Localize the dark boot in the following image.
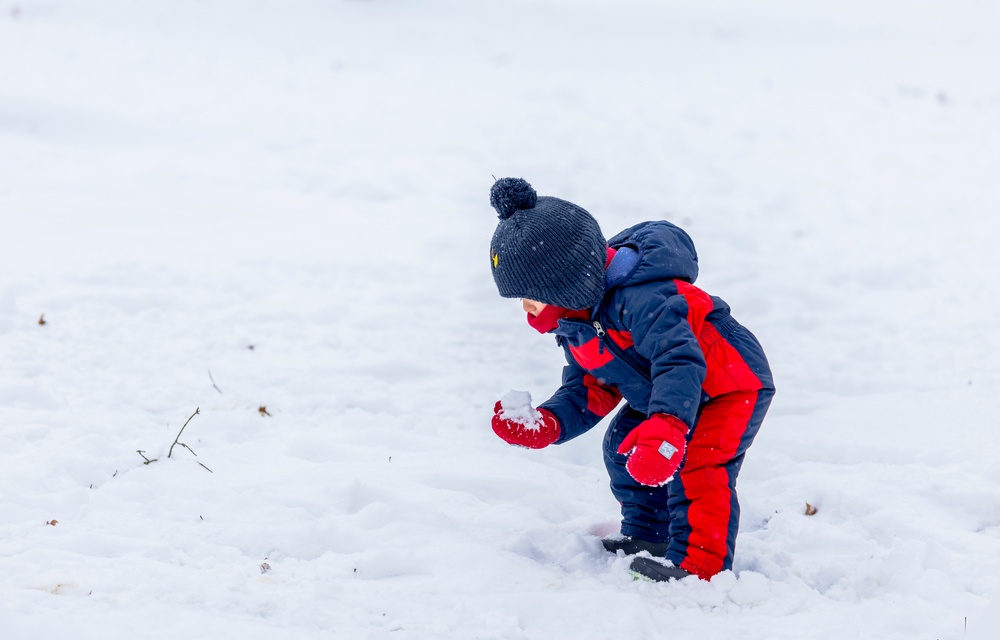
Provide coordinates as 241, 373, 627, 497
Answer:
601, 536, 669, 557
628, 556, 693, 582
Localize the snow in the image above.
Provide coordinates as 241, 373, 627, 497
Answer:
499, 389, 542, 428
2, 0, 1000, 638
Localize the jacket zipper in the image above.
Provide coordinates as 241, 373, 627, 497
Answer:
592, 320, 652, 383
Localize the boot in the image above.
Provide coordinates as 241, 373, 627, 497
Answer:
601, 536, 669, 557
628, 556, 692, 582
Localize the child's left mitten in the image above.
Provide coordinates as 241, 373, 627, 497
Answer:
617, 414, 689, 486
491, 401, 560, 449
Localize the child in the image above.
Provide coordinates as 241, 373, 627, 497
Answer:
488, 177, 774, 582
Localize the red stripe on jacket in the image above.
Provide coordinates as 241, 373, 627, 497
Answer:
675, 280, 762, 397
583, 373, 622, 417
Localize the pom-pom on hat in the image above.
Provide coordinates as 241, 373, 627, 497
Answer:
488, 178, 607, 310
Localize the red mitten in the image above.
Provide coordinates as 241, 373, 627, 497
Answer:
492, 401, 560, 449
617, 414, 689, 486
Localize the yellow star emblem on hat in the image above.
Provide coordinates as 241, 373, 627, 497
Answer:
492, 252, 499, 268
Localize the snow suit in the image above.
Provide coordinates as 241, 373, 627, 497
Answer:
538, 221, 775, 580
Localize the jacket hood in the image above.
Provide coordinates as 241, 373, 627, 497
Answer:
605, 221, 699, 289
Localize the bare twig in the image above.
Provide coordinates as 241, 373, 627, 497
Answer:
167, 408, 201, 459
138, 408, 211, 473
207, 369, 222, 394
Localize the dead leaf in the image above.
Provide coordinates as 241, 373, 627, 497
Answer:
805, 503, 818, 516
260, 562, 271, 574
38, 314, 47, 326
258, 405, 271, 417
46, 519, 58, 526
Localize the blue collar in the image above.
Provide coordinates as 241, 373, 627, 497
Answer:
605, 246, 640, 290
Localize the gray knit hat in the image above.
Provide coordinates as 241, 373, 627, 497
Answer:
488, 177, 607, 310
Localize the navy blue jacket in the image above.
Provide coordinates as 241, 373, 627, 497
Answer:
539, 221, 774, 443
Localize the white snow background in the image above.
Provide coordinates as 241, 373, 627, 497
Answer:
2, 0, 1000, 638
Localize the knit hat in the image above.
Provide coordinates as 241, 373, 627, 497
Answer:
488, 177, 607, 310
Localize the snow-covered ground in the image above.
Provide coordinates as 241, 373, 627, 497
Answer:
2, 1, 1000, 638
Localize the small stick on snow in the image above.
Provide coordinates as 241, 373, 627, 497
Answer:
208, 369, 223, 394
167, 408, 201, 459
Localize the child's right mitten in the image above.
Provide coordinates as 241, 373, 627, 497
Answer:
617, 414, 689, 486
491, 401, 560, 449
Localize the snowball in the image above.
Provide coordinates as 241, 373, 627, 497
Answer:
499, 390, 543, 429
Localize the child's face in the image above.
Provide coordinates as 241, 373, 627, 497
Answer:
522, 298, 547, 317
